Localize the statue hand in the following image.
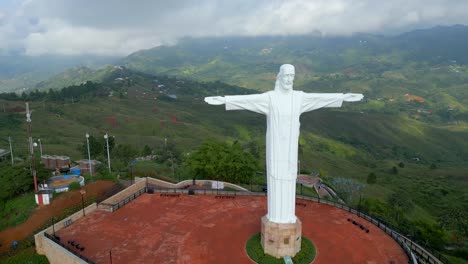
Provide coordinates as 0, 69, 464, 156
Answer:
204, 96, 226, 105
343, 93, 364, 102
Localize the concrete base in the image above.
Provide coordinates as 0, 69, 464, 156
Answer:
261, 215, 302, 258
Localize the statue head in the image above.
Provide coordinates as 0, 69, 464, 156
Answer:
275, 64, 295, 92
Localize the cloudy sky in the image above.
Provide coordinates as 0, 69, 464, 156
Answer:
1, 0, 467, 56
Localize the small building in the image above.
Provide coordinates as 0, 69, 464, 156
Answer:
35, 189, 54, 206
77, 159, 101, 175
41, 155, 71, 170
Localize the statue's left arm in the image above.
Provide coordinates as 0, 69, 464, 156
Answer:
301, 92, 364, 113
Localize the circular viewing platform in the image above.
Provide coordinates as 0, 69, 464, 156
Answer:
54, 193, 408, 263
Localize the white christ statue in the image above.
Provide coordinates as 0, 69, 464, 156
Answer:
205, 64, 364, 224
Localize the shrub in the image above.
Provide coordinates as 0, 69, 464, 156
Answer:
68, 182, 81, 191
366, 173, 377, 184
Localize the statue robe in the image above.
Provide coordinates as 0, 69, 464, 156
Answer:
225, 90, 346, 223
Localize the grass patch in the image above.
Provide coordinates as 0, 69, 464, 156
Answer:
246, 233, 316, 264
0, 192, 36, 231
1, 247, 49, 264
296, 184, 318, 198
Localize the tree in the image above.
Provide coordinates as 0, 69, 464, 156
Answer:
113, 144, 139, 164
155, 140, 180, 163
331, 177, 366, 203
187, 140, 258, 184
439, 207, 468, 243
414, 221, 448, 250
398, 162, 405, 168
79, 135, 103, 158
0, 161, 50, 202
430, 163, 437, 170
392, 166, 399, 174
366, 173, 377, 184
142, 145, 152, 156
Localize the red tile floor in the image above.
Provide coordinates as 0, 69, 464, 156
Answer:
57, 194, 408, 264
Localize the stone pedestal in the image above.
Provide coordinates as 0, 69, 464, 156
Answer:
261, 215, 302, 258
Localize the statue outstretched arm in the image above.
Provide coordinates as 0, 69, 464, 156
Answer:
204, 96, 226, 105
343, 93, 364, 102
301, 92, 364, 113
205, 93, 269, 115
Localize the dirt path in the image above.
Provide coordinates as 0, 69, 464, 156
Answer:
0, 180, 117, 254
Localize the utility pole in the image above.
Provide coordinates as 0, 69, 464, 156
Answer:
86, 133, 93, 176
8, 136, 13, 165
26, 102, 38, 192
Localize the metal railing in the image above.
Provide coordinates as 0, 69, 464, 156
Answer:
110, 187, 146, 212
296, 195, 447, 264
44, 232, 96, 264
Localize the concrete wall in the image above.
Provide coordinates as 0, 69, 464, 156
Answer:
36, 236, 87, 264
35, 203, 97, 264
98, 177, 146, 207
143, 177, 249, 192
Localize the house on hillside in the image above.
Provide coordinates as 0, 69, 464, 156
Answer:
77, 159, 102, 175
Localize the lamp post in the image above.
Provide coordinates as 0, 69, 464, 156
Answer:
8, 136, 13, 165
104, 133, 111, 173
37, 138, 43, 156
80, 189, 86, 216
85, 133, 93, 176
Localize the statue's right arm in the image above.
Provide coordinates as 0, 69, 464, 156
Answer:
204, 96, 226, 105
219, 93, 269, 114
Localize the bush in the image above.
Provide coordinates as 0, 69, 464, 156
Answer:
452, 248, 468, 260
68, 182, 81, 191
398, 162, 405, 168
366, 173, 377, 184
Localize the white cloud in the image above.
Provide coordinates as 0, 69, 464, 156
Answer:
1, 0, 468, 56
22, 19, 165, 56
